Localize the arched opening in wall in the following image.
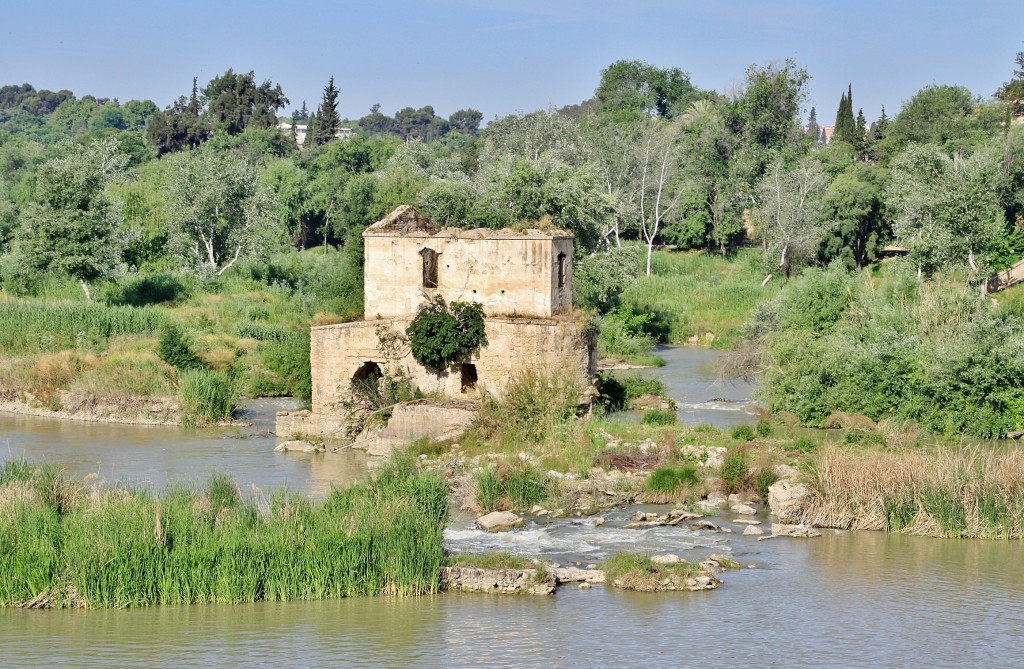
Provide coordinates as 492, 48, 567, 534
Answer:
420, 247, 439, 288
351, 362, 383, 401
459, 363, 478, 393
556, 251, 567, 290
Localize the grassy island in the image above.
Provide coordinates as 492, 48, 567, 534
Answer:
0, 455, 446, 608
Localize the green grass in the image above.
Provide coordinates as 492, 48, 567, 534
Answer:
642, 409, 677, 426
0, 455, 448, 608
621, 248, 779, 348
600, 553, 702, 590
475, 468, 501, 512
178, 369, 238, 427
645, 464, 700, 494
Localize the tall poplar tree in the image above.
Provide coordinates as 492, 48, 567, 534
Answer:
307, 77, 341, 148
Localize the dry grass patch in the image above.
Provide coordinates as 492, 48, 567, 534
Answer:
803, 444, 1024, 538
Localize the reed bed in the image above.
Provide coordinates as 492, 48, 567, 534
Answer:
0, 455, 448, 608
802, 444, 1024, 539
0, 301, 164, 353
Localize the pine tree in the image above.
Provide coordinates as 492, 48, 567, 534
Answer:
855, 107, 868, 158
807, 106, 820, 144
867, 105, 889, 162
307, 77, 340, 148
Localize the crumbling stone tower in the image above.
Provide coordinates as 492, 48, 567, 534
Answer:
276, 205, 596, 442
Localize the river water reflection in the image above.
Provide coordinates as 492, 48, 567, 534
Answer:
1, 349, 1021, 667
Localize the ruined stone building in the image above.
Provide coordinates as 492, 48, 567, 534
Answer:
277, 205, 596, 443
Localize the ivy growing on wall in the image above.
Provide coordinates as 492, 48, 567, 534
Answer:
405, 295, 487, 371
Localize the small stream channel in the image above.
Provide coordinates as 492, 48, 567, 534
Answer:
1, 348, 1021, 667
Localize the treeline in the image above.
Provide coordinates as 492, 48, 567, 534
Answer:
0, 54, 1023, 305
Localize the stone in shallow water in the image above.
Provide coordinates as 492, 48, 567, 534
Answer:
476, 511, 524, 532
273, 440, 321, 453
730, 502, 757, 515
651, 554, 681, 564
742, 525, 765, 536
770, 523, 821, 538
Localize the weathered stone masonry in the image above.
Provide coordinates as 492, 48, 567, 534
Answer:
276, 205, 596, 443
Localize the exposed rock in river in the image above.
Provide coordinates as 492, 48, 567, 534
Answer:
440, 566, 554, 595
273, 440, 323, 453
768, 479, 811, 523
475, 511, 524, 532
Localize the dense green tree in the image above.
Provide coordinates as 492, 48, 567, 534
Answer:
728, 60, 810, 187
202, 69, 288, 136
995, 49, 1024, 118
820, 162, 888, 268
145, 79, 211, 155
16, 138, 131, 299
886, 143, 1006, 278
359, 104, 393, 136
306, 77, 341, 148
594, 60, 698, 120
393, 106, 449, 142
886, 85, 995, 151
292, 101, 309, 123
163, 148, 280, 274
448, 109, 483, 136
0, 84, 73, 115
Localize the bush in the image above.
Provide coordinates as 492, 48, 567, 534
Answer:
158, 324, 207, 371
106, 273, 189, 307
573, 245, 645, 314
731, 424, 755, 441
642, 409, 677, 426
258, 333, 311, 401
405, 295, 487, 371
754, 268, 1024, 438
753, 468, 778, 499
646, 464, 700, 494
596, 373, 668, 412
179, 369, 237, 427
477, 369, 582, 446
719, 448, 750, 493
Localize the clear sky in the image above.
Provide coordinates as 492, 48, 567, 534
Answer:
2, 1, 1022, 126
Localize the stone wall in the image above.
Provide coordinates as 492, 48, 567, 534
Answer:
310, 316, 596, 415
363, 217, 573, 319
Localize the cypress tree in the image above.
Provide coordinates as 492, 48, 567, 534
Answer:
307, 77, 341, 148
834, 84, 857, 145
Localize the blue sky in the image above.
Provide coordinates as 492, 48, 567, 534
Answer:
2, 1, 1022, 125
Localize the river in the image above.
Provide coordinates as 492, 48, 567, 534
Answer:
1, 349, 1020, 668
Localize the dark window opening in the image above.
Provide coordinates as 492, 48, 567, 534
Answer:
420, 247, 439, 288
460, 363, 478, 393
556, 251, 567, 290
352, 361, 383, 384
